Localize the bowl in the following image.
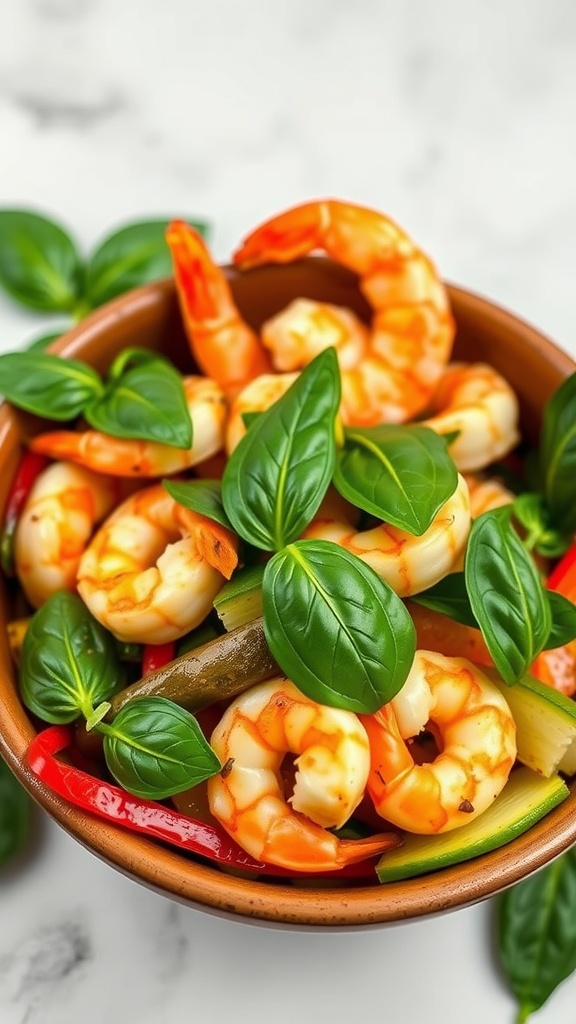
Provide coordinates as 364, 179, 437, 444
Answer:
0, 258, 574, 928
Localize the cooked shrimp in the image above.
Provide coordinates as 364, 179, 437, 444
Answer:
166, 221, 273, 395
360, 650, 517, 834
77, 483, 238, 644
302, 473, 471, 597
234, 198, 454, 425
421, 362, 520, 472
464, 471, 515, 517
207, 677, 401, 872
532, 643, 576, 697
225, 372, 297, 452
29, 376, 227, 477
14, 461, 121, 608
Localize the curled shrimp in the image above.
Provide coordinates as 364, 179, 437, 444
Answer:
166, 221, 273, 395
303, 474, 471, 597
207, 677, 401, 872
77, 483, 238, 644
225, 372, 297, 453
360, 651, 517, 834
233, 198, 455, 425
421, 363, 520, 472
14, 461, 121, 608
29, 376, 227, 477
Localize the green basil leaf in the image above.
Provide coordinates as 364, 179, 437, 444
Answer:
100, 696, 221, 799
26, 329, 67, 351
163, 479, 233, 530
545, 591, 576, 649
411, 572, 478, 628
20, 591, 123, 723
0, 351, 103, 419
0, 759, 30, 866
0, 210, 83, 313
263, 539, 415, 713
498, 847, 576, 1021
464, 509, 552, 686
85, 358, 192, 447
541, 372, 576, 533
222, 348, 341, 551
85, 218, 208, 308
334, 424, 458, 536
512, 492, 572, 558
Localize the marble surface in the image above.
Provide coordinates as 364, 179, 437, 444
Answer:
1, 1, 576, 1021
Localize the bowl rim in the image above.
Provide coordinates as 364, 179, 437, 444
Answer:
1, 270, 575, 927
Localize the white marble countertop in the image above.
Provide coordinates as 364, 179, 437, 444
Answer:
1, 1, 576, 1022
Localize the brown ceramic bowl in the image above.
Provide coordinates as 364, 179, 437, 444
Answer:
0, 259, 574, 928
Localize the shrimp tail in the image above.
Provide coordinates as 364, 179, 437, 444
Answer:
166, 220, 272, 392
166, 220, 230, 325
234, 201, 325, 268
336, 832, 402, 867
29, 431, 83, 462
178, 507, 238, 579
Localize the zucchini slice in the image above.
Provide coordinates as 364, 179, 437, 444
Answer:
376, 767, 568, 882
488, 670, 576, 777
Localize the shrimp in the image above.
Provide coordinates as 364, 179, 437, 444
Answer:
14, 461, 121, 608
166, 221, 273, 395
464, 471, 515, 517
233, 198, 455, 425
360, 651, 517, 834
29, 376, 227, 477
207, 677, 401, 872
421, 363, 520, 472
77, 482, 238, 644
303, 473, 471, 597
225, 372, 298, 453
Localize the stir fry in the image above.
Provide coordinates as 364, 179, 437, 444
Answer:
2, 198, 576, 884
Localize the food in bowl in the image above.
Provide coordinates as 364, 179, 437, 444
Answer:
1, 198, 576, 924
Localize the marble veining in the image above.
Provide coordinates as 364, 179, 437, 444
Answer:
0, 915, 91, 1024
1, 0, 576, 1021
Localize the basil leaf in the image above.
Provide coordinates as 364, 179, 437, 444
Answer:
0, 759, 30, 866
0, 351, 103, 419
100, 696, 221, 799
512, 493, 572, 558
541, 372, 576, 533
163, 479, 233, 530
545, 591, 576, 649
263, 539, 415, 713
464, 509, 552, 686
85, 218, 208, 308
334, 424, 458, 536
26, 330, 67, 351
0, 210, 83, 313
222, 348, 341, 551
20, 591, 123, 723
498, 847, 576, 1021
411, 572, 478, 628
85, 358, 192, 447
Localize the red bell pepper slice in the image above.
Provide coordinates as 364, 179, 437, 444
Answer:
547, 542, 576, 596
532, 541, 576, 696
26, 727, 380, 880
1, 451, 49, 576
141, 642, 176, 676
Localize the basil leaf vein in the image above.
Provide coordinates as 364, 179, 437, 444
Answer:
263, 539, 415, 713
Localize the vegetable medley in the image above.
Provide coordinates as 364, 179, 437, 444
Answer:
1, 198, 576, 884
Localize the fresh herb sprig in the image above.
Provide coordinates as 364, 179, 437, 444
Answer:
213, 347, 463, 713
0, 758, 30, 867
498, 848, 576, 1021
0, 209, 208, 346
18, 588, 221, 799
0, 346, 193, 448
